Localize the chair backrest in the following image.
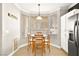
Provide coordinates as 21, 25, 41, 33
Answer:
47, 34, 50, 40
35, 32, 43, 36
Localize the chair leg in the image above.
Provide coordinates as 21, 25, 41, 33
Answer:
31, 45, 36, 56
47, 44, 50, 53
32, 51, 36, 56
41, 49, 43, 56
27, 44, 29, 51
48, 45, 50, 53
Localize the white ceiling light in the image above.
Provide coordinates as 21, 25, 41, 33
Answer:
36, 16, 42, 20
36, 4, 42, 20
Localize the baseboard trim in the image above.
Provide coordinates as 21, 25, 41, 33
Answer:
8, 43, 28, 56
8, 43, 60, 56
61, 48, 68, 54
19, 44, 27, 48
50, 43, 61, 48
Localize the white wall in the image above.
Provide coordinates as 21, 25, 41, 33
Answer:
60, 6, 69, 16
2, 3, 20, 55
20, 14, 29, 45
49, 10, 61, 47
0, 3, 2, 55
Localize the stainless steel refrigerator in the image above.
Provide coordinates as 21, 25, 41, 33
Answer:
68, 14, 79, 56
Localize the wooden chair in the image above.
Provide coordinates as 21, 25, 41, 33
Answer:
29, 39, 36, 56
27, 35, 36, 56
27, 32, 46, 56
44, 34, 50, 52
35, 37, 45, 55
35, 32, 43, 36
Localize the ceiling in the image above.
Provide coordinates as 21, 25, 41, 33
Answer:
15, 3, 72, 15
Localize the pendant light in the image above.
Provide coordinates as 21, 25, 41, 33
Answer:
36, 4, 42, 20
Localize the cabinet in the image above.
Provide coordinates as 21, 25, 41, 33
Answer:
60, 11, 69, 53
61, 14, 68, 53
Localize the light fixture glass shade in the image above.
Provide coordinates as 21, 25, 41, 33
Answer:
36, 16, 42, 20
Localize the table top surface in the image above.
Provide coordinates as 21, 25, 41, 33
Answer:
31, 34, 47, 36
